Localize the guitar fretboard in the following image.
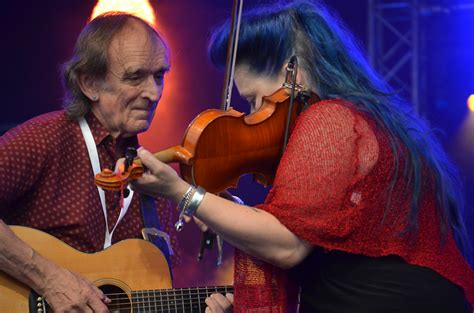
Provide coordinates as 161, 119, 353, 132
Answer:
107, 285, 233, 313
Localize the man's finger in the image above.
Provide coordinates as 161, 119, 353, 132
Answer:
93, 285, 110, 303
210, 293, 232, 309
86, 295, 109, 313
205, 297, 224, 313
225, 293, 234, 304
205, 293, 232, 312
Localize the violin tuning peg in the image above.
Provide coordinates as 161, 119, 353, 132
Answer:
125, 147, 138, 159
100, 169, 114, 176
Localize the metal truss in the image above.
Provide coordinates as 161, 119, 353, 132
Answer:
368, 0, 474, 113
368, 0, 420, 111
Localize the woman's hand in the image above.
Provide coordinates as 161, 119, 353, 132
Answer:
130, 148, 189, 202
129, 149, 312, 269
205, 293, 234, 313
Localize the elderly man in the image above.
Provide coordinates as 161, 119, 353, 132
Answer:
0, 13, 172, 312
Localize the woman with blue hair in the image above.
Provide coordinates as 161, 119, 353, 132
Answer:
131, 1, 473, 312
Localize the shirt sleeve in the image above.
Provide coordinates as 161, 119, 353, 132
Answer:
258, 100, 379, 246
0, 120, 50, 214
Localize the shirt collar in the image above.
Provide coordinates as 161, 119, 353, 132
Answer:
85, 112, 111, 146
84, 112, 139, 155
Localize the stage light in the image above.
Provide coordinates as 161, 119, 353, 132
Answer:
468, 94, 474, 112
91, 0, 156, 27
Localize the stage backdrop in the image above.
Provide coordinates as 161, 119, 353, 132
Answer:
1, 0, 471, 289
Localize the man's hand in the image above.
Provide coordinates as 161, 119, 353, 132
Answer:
40, 265, 110, 313
205, 293, 234, 313
0, 221, 109, 312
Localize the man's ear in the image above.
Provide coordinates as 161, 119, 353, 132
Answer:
78, 74, 100, 101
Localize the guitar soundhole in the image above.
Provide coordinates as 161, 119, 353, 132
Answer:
99, 284, 132, 313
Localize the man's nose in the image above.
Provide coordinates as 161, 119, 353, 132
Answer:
142, 76, 162, 102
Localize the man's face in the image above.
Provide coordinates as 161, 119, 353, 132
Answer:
93, 20, 170, 138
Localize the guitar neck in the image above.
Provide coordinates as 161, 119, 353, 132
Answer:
108, 285, 234, 312
35, 285, 234, 313
1, 226, 233, 313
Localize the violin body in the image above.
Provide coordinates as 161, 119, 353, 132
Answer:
178, 88, 316, 193
93, 1, 318, 196
95, 88, 319, 194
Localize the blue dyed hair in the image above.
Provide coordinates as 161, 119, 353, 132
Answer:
209, 0, 471, 261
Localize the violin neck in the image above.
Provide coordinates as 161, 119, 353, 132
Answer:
152, 145, 192, 165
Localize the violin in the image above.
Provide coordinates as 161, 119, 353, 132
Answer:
94, 1, 319, 194
95, 85, 318, 194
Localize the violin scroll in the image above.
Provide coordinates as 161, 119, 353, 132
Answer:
94, 145, 192, 191
95, 162, 144, 191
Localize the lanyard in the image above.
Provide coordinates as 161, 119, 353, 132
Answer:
79, 118, 133, 249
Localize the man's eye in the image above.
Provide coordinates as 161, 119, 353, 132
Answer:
154, 74, 164, 85
126, 75, 142, 83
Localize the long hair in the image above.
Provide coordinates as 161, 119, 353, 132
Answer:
61, 12, 163, 120
209, 0, 471, 261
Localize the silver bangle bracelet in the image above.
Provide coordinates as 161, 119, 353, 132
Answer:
184, 186, 206, 217
174, 185, 206, 231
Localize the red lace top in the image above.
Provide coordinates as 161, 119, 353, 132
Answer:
233, 99, 474, 312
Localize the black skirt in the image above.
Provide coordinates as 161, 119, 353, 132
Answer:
294, 249, 471, 313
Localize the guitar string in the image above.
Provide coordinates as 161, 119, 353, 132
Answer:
104, 286, 233, 297
96, 288, 233, 308
103, 291, 233, 302
95, 298, 222, 309
42, 288, 234, 309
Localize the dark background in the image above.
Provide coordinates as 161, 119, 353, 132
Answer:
1, 0, 472, 287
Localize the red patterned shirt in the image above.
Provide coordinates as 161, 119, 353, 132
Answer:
0, 111, 176, 255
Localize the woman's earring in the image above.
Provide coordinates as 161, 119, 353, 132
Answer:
91, 95, 98, 101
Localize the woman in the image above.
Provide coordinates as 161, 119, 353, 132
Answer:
131, 1, 473, 312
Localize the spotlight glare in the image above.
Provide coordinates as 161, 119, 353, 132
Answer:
91, 0, 156, 27
468, 94, 474, 112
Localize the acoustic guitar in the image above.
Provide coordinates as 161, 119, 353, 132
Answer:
0, 226, 232, 312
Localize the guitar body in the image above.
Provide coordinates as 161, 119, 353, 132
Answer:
0, 226, 171, 312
